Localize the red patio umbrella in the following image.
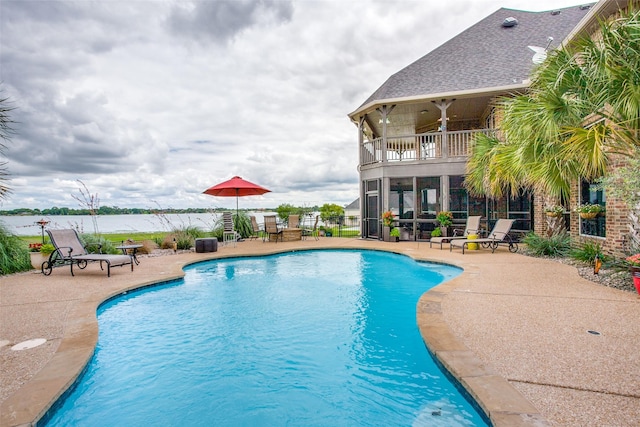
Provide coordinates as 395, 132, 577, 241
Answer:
202, 176, 271, 216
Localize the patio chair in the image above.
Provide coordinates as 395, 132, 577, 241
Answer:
43, 229, 134, 277
222, 212, 241, 247
249, 216, 262, 240
450, 219, 517, 254
263, 215, 283, 243
430, 215, 481, 249
302, 215, 320, 241
288, 214, 300, 229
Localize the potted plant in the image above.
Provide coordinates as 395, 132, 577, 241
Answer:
389, 227, 400, 242
382, 211, 394, 228
575, 203, 604, 219
30, 243, 54, 270
626, 254, 640, 295
544, 205, 565, 217
430, 227, 442, 238
382, 210, 395, 241
435, 211, 453, 237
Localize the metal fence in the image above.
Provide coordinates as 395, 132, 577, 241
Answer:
314, 215, 361, 238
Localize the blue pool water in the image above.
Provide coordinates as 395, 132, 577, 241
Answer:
45, 250, 487, 426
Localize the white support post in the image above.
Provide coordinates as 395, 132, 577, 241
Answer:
432, 99, 454, 158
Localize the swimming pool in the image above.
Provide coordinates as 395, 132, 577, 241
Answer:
45, 250, 487, 426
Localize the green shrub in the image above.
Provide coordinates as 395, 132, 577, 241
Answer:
233, 213, 252, 238
319, 203, 344, 223
522, 232, 571, 257
0, 223, 32, 275
570, 241, 607, 264
180, 225, 204, 240
430, 227, 442, 237
80, 233, 119, 254
174, 233, 194, 250
275, 204, 296, 223
40, 243, 56, 256
212, 212, 252, 239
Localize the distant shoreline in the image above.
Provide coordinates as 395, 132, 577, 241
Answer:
0, 207, 272, 216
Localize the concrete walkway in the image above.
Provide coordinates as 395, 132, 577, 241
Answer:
1, 238, 638, 426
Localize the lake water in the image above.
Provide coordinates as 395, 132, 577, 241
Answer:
0, 212, 280, 236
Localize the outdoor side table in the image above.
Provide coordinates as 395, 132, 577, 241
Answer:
116, 244, 143, 265
195, 238, 218, 253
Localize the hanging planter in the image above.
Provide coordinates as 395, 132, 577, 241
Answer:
579, 212, 598, 220
575, 203, 603, 220
544, 205, 564, 217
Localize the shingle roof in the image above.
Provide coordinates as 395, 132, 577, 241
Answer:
359, 4, 594, 109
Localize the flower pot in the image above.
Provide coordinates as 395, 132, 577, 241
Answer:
631, 267, 640, 295
30, 252, 46, 270
579, 212, 598, 220
439, 226, 449, 237
383, 226, 398, 242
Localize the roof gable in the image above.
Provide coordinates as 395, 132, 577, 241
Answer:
359, 4, 594, 109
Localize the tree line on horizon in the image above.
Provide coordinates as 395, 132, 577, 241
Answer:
0, 206, 279, 216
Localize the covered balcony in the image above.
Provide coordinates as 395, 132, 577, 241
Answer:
360, 128, 495, 165
354, 97, 500, 168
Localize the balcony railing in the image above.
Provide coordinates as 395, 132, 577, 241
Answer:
360, 129, 495, 166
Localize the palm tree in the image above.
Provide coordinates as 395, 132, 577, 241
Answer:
466, 5, 640, 235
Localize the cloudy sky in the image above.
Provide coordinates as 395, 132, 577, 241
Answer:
1, 0, 587, 211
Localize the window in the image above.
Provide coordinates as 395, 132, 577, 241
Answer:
580, 179, 606, 237
508, 189, 532, 231
449, 176, 468, 220
389, 178, 414, 219
417, 177, 440, 219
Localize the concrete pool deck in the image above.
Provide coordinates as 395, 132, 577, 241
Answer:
1, 238, 639, 426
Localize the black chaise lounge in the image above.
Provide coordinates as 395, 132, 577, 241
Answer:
43, 229, 134, 277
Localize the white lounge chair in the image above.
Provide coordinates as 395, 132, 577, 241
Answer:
450, 219, 518, 254
430, 215, 482, 249
222, 212, 241, 247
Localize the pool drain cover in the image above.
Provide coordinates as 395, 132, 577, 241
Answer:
11, 338, 47, 351
587, 330, 601, 336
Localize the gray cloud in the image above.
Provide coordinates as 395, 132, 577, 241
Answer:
168, 0, 293, 44
0, 0, 584, 211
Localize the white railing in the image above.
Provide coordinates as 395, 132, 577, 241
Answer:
447, 129, 494, 157
360, 129, 494, 166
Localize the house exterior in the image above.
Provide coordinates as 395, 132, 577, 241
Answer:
348, 1, 628, 245
344, 198, 361, 228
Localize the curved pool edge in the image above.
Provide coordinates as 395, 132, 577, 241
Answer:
0, 239, 547, 427
417, 278, 549, 427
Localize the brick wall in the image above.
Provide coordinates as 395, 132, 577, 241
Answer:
567, 154, 631, 257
